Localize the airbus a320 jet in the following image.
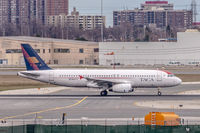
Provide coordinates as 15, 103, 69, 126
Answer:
18, 44, 182, 96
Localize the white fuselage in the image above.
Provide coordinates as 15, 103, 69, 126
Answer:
18, 69, 182, 89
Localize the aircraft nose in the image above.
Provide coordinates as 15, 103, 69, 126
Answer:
176, 77, 182, 85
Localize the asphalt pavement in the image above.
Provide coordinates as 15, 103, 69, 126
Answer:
0, 84, 200, 120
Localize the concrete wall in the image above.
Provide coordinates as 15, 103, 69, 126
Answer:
0, 37, 99, 66
99, 31, 200, 66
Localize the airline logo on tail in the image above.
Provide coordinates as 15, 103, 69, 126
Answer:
21, 44, 51, 71
27, 57, 39, 64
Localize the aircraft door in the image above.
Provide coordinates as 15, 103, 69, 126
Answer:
49, 71, 54, 83
157, 71, 162, 81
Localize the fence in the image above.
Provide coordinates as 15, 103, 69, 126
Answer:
0, 119, 200, 133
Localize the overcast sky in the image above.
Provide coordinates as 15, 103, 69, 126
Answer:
69, 0, 200, 26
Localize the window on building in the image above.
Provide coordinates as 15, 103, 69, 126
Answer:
79, 60, 84, 64
49, 49, 51, 53
94, 48, 99, 52
94, 59, 98, 65
35, 49, 40, 53
54, 60, 58, 64
54, 49, 70, 53
0, 59, 8, 64
43, 49, 45, 53
6, 49, 22, 53
79, 48, 84, 53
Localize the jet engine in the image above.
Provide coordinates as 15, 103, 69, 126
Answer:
109, 84, 134, 93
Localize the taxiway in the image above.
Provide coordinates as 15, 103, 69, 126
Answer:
0, 84, 200, 120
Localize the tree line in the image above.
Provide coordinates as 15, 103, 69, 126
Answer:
0, 21, 194, 42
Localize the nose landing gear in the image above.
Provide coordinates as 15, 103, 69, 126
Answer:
157, 88, 162, 96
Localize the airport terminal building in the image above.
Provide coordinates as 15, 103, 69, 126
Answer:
0, 37, 99, 66
1, 31, 200, 67
99, 31, 200, 66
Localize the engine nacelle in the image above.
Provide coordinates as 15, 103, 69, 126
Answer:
110, 84, 134, 93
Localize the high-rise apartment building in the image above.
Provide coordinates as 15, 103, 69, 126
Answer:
46, 0, 68, 16
17, 0, 46, 25
9, 0, 19, 25
29, 0, 45, 24
0, 0, 10, 27
47, 8, 105, 30
18, 0, 30, 25
0, 0, 69, 28
0, 0, 46, 28
113, 1, 192, 30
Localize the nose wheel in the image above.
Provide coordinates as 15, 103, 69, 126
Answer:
100, 90, 108, 96
157, 89, 162, 96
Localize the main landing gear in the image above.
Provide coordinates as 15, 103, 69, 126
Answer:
157, 88, 162, 96
100, 90, 108, 96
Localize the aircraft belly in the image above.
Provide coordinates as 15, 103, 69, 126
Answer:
56, 79, 87, 87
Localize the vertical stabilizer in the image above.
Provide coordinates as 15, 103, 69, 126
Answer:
21, 44, 51, 71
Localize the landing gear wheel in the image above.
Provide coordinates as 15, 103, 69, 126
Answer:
100, 90, 108, 96
157, 91, 162, 96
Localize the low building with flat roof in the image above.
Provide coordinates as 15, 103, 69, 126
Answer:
0, 36, 99, 66
99, 31, 200, 66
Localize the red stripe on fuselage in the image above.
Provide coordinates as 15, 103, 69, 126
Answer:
160, 70, 173, 75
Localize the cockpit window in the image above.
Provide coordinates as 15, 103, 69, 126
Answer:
168, 74, 175, 77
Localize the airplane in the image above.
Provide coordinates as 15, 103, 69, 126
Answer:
18, 44, 182, 96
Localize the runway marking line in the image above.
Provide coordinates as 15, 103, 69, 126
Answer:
0, 96, 88, 121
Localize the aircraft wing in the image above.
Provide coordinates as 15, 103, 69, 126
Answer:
80, 76, 130, 87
